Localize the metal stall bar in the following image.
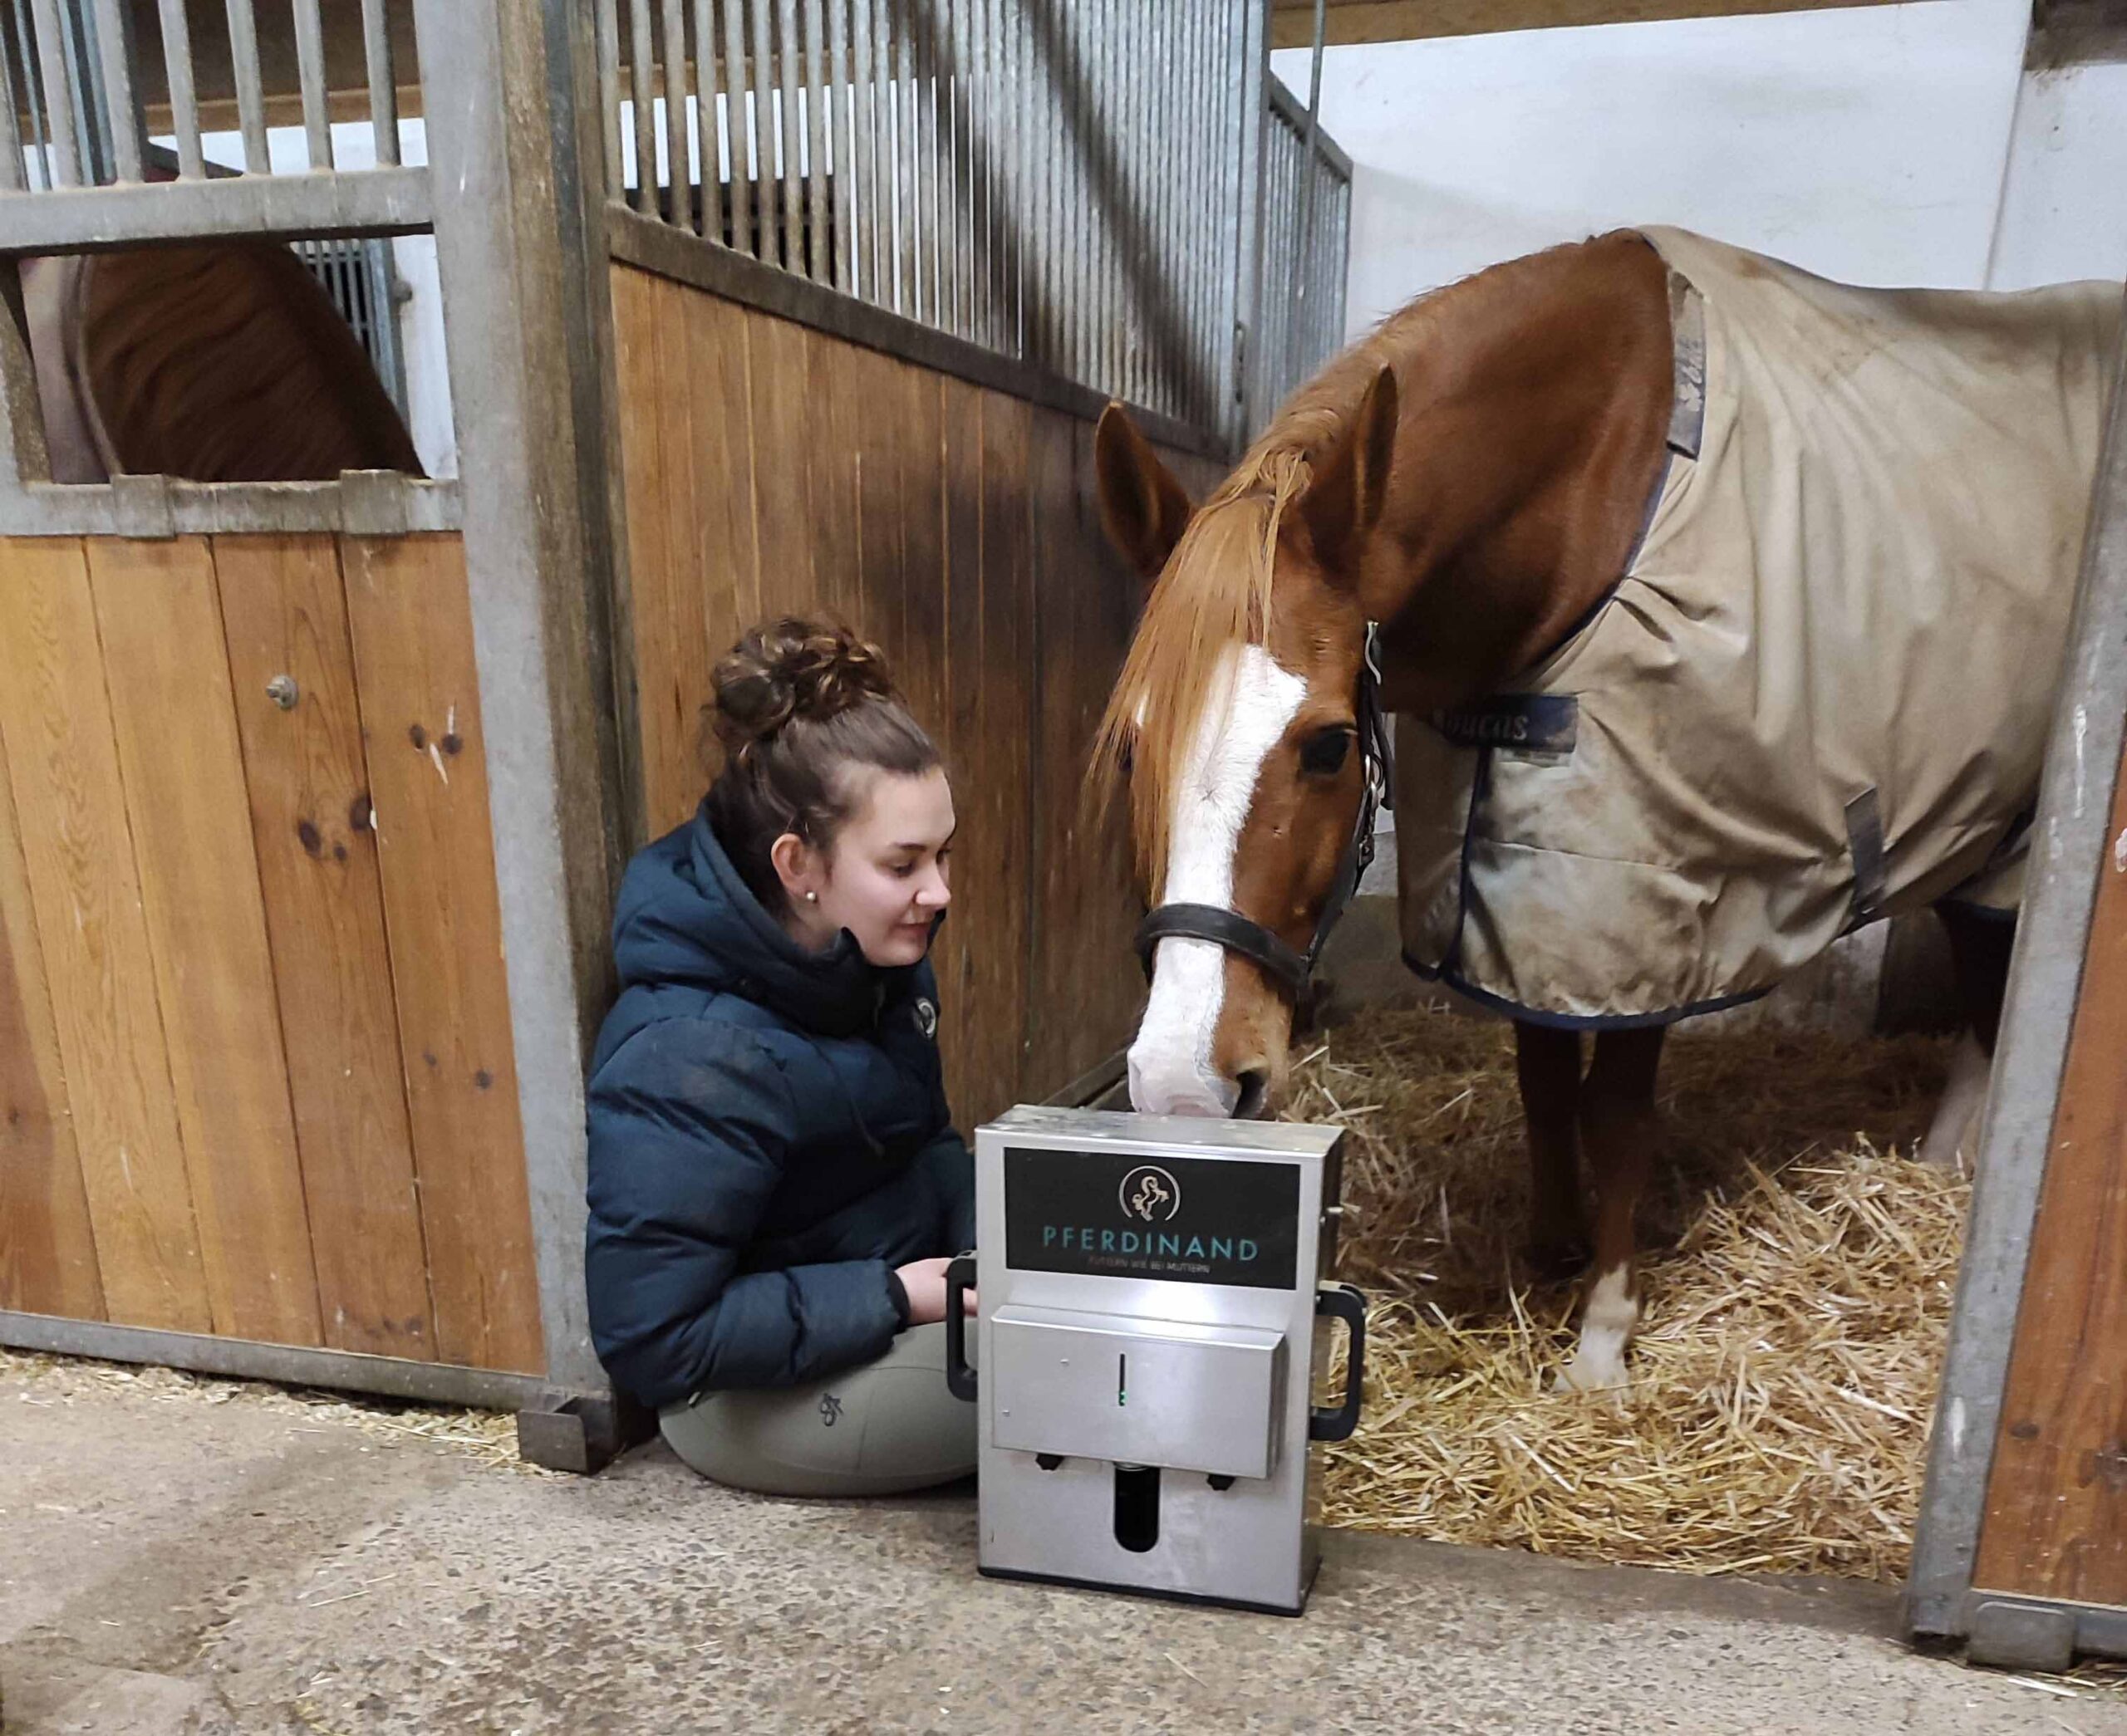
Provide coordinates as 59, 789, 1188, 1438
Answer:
662, 0, 692, 229
627, 0, 656, 213
88, 0, 139, 181
0, 9, 27, 192
916, 0, 936, 325
893, 0, 915, 313
362, 0, 400, 167
945, 0, 965, 339
292, 0, 333, 170
223, 0, 270, 173
27, 0, 80, 184
10, 0, 49, 190
777, 0, 801, 272
749, 0, 774, 258
803, 0, 824, 280
596, 0, 625, 200
829, 0, 853, 293
1907, 320, 2127, 1658
1229, 0, 1267, 441
700, 0, 724, 242
852, 0, 877, 297
727, 0, 756, 255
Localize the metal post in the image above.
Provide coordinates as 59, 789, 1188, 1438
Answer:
414, 0, 631, 1398
695, 0, 723, 243
777, 0, 801, 272
893, 0, 915, 315
661, 0, 692, 230
362, 0, 400, 167
852, 0, 878, 298
1229, 0, 1270, 444
292, 0, 334, 171
27, 0, 80, 184
828, 0, 852, 293
627, 0, 656, 213
803, 0, 825, 280
749, 0, 774, 258
88, 0, 139, 181
596, 0, 623, 201
727, 0, 756, 256
222, 0, 269, 174
0, 11, 27, 192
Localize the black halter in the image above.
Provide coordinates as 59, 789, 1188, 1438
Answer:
1133, 625, 1395, 1000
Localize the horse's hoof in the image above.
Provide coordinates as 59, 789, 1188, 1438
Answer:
1553, 1351, 1631, 1406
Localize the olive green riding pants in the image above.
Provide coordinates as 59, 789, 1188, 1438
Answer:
658, 1323, 976, 1497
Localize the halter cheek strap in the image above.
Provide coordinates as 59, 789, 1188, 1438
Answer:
1132, 625, 1395, 998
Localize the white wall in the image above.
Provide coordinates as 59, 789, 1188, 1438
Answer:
1270, 0, 2040, 338
1988, 57, 2127, 289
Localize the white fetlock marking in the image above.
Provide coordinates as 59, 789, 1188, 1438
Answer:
1127, 645, 1307, 1116
1922, 1032, 1992, 1177
1556, 1265, 1638, 1396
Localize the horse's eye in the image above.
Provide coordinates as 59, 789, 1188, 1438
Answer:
1299, 728, 1353, 777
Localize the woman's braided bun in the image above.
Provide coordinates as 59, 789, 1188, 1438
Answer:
701, 616, 941, 919
710, 617, 900, 757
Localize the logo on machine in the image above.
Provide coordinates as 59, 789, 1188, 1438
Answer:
1004, 1147, 1301, 1290
1119, 1165, 1181, 1224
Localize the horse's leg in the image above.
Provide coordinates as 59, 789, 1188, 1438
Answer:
1557, 1025, 1666, 1395
1514, 1021, 1588, 1277
1922, 905, 2016, 1174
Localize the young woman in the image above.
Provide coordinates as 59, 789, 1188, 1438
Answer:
585, 618, 975, 1495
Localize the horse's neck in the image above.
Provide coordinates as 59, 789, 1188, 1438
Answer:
1369, 235, 1675, 714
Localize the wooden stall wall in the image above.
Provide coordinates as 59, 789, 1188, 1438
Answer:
611, 264, 1225, 1125
1972, 723, 2127, 1609
0, 532, 543, 1373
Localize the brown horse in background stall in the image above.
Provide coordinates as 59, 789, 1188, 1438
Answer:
1091, 228, 2120, 1397
16, 238, 421, 483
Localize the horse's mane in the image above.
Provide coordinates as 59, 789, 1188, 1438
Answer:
1089, 235, 1628, 889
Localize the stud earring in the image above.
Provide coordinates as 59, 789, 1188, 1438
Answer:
805, 890, 818, 903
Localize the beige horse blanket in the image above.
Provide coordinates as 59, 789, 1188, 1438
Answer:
1399, 226, 2123, 1024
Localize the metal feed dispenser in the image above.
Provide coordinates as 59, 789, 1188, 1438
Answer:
943, 1106, 1365, 1615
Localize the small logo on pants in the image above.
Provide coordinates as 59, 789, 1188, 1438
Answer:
818, 1393, 843, 1427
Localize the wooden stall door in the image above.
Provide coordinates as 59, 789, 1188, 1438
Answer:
1973, 727, 2127, 1607
0, 532, 543, 1374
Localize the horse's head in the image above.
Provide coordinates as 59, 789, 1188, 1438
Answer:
1092, 366, 1400, 1119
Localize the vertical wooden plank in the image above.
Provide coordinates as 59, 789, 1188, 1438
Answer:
649, 274, 716, 833
936, 375, 985, 1116
612, 266, 692, 836
87, 537, 323, 1348
895, 361, 948, 778
0, 538, 209, 1331
0, 702, 103, 1322
682, 287, 761, 700
977, 389, 1033, 1121
343, 533, 545, 1376
848, 342, 908, 685
1975, 731, 2127, 1607
215, 533, 435, 1361
748, 310, 820, 618
804, 325, 862, 632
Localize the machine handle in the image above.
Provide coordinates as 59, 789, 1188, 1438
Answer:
1309, 1282, 1367, 1443
944, 1254, 978, 1401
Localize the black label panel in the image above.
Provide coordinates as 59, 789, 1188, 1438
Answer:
1003, 1146, 1300, 1290
1431, 694, 1579, 755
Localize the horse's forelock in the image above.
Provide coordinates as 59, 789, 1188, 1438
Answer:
1090, 450, 1316, 895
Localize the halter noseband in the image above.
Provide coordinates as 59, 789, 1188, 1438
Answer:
1133, 625, 1395, 1000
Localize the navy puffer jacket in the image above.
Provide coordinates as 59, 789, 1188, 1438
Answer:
584, 804, 975, 1409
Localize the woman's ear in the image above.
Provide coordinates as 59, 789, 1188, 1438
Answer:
769, 831, 820, 905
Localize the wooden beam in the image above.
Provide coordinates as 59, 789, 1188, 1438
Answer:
1270, 0, 1906, 49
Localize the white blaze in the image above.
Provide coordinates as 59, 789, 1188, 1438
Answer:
1127, 645, 1307, 1117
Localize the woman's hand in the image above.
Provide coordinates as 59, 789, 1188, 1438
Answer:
894, 1256, 976, 1326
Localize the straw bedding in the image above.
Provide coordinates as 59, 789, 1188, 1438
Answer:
1285, 1003, 1967, 1582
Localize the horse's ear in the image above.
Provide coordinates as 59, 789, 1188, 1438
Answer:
1299, 365, 1399, 579
1095, 401, 1195, 583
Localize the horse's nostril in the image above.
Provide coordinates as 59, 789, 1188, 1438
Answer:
1234, 1070, 1268, 1121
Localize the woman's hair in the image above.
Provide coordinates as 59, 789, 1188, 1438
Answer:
703, 617, 941, 916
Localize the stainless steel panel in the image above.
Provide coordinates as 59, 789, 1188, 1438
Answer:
989, 1305, 1285, 1480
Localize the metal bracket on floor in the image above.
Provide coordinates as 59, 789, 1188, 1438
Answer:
515, 1385, 654, 1474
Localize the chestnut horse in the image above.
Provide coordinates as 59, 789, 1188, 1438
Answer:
17, 239, 420, 483
1092, 228, 2120, 1393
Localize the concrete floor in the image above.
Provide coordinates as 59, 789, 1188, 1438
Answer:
3, 1354, 2121, 1736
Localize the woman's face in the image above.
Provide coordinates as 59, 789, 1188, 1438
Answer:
779, 767, 955, 966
